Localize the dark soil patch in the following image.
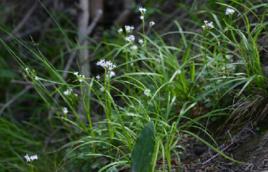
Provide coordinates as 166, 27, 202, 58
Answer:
181, 121, 268, 172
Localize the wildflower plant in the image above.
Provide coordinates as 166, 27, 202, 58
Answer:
1, 1, 268, 171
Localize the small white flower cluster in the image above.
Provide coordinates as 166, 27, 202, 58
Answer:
139, 7, 147, 13
24, 67, 34, 77
225, 7, 235, 16
118, 25, 135, 34
100, 86, 105, 92
109, 71, 116, 78
202, 7, 235, 30
24, 67, 42, 81
149, 21, 155, 27
139, 7, 147, 20
34, 76, 40, 81
130, 45, 138, 50
144, 88, 151, 97
62, 107, 68, 114
63, 88, 72, 96
125, 35, 135, 42
96, 60, 116, 78
96, 60, 116, 70
176, 69, 182, 74
125, 35, 140, 51
118, 28, 123, 33
24, 154, 38, 162
138, 7, 155, 27
125, 25, 135, 33
138, 39, 144, 45
202, 20, 214, 30
119, 7, 157, 52
25, 67, 30, 73
74, 72, 85, 82
125, 35, 141, 50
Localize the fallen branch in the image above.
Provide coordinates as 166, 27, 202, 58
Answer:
0, 86, 32, 116
0, 82, 55, 116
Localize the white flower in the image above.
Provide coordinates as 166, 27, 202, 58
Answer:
96, 75, 100, 80
176, 69, 182, 74
24, 154, 38, 162
140, 15, 144, 20
34, 76, 40, 80
125, 35, 135, 42
108, 71, 116, 78
202, 20, 214, 30
138, 39, 144, 45
130, 45, 138, 51
63, 88, 72, 96
24, 154, 31, 162
139, 7, 147, 13
96, 59, 105, 67
100, 86, 105, 92
125, 25, 134, 33
96, 60, 116, 78
73, 72, 86, 82
205, 20, 214, 28
144, 89, 151, 97
96, 60, 116, 71
118, 28, 123, 33
225, 7, 235, 15
62, 107, 68, 114
78, 74, 85, 82
149, 21, 155, 27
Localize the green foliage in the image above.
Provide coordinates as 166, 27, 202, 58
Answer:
131, 121, 157, 172
0, 0, 268, 171
0, 118, 38, 171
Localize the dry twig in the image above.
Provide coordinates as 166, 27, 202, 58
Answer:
114, 0, 135, 25
5, 1, 38, 40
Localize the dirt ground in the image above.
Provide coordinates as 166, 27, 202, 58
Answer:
181, 122, 268, 172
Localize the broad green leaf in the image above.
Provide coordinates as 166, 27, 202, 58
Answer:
131, 121, 156, 172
